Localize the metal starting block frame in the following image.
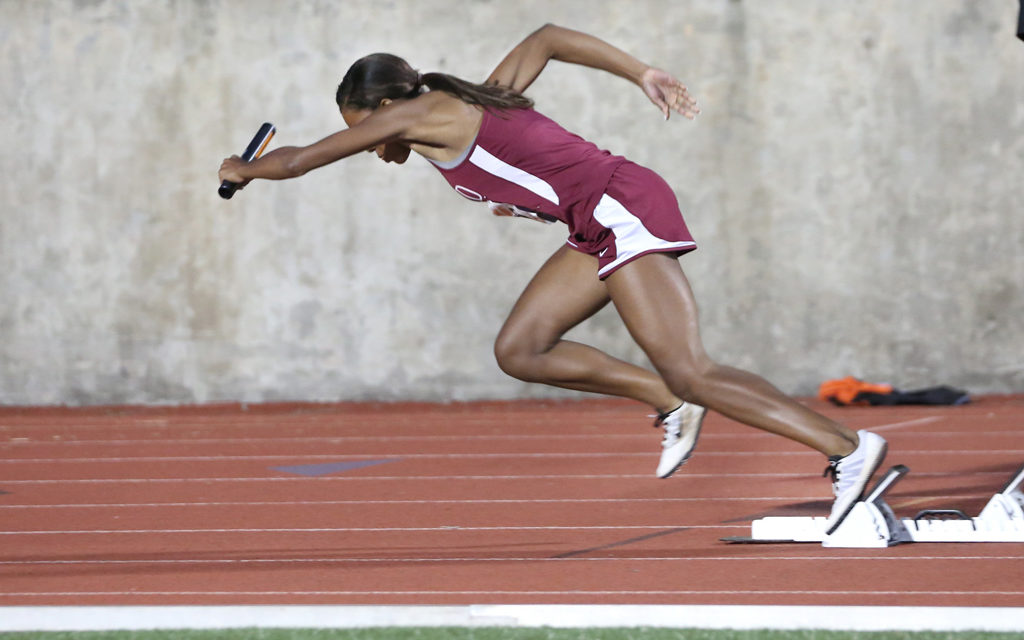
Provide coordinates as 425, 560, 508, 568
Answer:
734, 463, 1024, 548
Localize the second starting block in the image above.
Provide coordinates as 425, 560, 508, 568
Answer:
729, 463, 1024, 548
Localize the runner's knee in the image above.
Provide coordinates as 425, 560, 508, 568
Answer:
493, 329, 551, 381
652, 355, 716, 404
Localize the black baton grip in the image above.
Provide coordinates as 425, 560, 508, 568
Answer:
219, 122, 276, 200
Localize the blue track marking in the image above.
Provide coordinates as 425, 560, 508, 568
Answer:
271, 459, 398, 477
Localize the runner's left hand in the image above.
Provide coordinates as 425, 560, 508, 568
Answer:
641, 67, 699, 121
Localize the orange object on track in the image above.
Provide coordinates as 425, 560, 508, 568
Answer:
818, 376, 894, 406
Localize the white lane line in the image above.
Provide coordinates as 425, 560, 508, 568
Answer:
0, 475, 651, 485
2, 434, 653, 446
0, 494, 992, 509
867, 417, 945, 432
0, 525, 742, 535
4, 453, 653, 463
2, 589, 1021, 596
0, 470, 1011, 484
0, 418, 636, 431
5, 449, 1021, 464
1, 555, 1020, 565
4, 430, 1016, 447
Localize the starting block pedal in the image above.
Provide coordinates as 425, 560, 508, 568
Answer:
728, 462, 1024, 548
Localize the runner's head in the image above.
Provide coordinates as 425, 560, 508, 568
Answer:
336, 53, 534, 113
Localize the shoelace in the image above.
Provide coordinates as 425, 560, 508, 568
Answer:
651, 411, 681, 447
823, 455, 843, 494
651, 404, 683, 427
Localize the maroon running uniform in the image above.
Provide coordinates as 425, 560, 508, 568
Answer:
427, 107, 696, 278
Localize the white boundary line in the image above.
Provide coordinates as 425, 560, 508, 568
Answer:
0, 604, 1023, 632
2, 555, 1021, 565
5, 590, 1023, 597
866, 416, 945, 432
0, 474, 706, 484
5, 429, 1017, 447
2, 474, 648, 485
4, 449, 1022, 464
0, 470, 1014, 484
0, 524, 744, 535
0, 494, 992, 508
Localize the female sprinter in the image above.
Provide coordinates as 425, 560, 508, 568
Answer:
219, 24, 887, 533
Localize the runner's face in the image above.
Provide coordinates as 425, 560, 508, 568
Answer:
341, 108, 412, 164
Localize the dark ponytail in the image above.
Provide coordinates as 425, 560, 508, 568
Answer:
336, 53, 533, 112
419, 72, 533, 111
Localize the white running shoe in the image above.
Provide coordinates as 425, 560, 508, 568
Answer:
654, 402, 707, 478
824, 430, 888, 534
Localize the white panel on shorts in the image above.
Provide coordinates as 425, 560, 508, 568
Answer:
469, 146, 560, 205
592, 193, 697, 278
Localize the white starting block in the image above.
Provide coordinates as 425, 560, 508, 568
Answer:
728, 463, 1024, 548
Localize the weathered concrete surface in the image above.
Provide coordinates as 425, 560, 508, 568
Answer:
1, 0, 1022, 405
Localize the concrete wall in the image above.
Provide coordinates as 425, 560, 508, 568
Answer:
2, 0, 1022, 405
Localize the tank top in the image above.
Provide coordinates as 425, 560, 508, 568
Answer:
426, 108, 626, 227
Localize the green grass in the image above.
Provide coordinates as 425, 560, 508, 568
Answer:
1, 629, 1020, 640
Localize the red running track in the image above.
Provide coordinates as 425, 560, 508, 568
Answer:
1, 396, 1022, 607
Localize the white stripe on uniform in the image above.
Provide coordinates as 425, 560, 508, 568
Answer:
469, 146, 560, 205
592, 194, 696, 277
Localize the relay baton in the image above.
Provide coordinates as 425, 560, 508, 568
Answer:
219, 122, 276, 199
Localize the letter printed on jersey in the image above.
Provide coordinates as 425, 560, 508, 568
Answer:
454, 185, 485, 201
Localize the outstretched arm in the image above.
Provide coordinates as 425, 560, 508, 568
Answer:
487, 24, 699, 120
218, 99, 423, 185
